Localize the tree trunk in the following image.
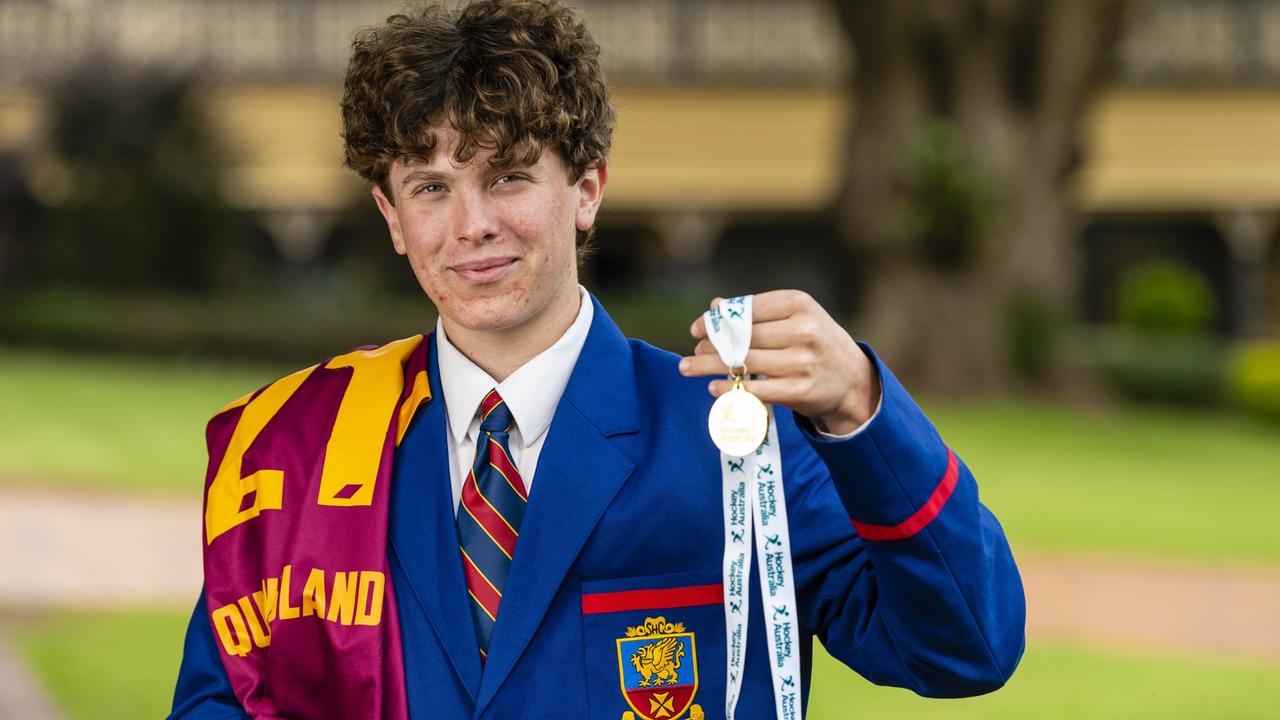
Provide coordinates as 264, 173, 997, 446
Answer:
832, 0, 1128, 394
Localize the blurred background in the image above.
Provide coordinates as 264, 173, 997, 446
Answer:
1, 0, 1278, 717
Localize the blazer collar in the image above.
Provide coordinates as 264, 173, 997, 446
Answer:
557, 292, 640, 437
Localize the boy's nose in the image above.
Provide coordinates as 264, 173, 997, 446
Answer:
453, 192, 501, 242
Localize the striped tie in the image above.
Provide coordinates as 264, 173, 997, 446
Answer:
456, 389, 528, 661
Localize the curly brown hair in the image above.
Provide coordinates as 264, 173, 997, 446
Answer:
341, 0, 615, 249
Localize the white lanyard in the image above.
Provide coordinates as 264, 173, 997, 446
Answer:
705, 296, 802, 720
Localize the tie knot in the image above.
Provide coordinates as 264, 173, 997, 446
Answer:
479, 389, 513, 434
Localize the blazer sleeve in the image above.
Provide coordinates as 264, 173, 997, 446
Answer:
169, 591, 249, 720
783, 341, 1026, 698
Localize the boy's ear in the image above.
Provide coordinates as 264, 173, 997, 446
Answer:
372, 185, 406, 255
575, 161, 608, 233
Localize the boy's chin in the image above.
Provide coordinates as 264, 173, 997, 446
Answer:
438, 296, 533, 334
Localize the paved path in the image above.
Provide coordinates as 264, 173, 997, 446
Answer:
0, 489, 203, 609
0, 626, 62, 720
1020, 553, 1280, 663
2, 487, 1279, 667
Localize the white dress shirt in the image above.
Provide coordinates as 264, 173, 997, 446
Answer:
435, 285, 881, 513
436, 285, 594, 514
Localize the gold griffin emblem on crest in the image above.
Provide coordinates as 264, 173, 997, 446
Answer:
625, 618, 686, 687
617, 617, 704, 720
630, 635, 685, 687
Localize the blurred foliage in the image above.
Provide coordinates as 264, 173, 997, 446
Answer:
1117, 259, 1215, 336
1092, 260, 1224, 404
1088, 328, 1226, 406
901, 119, 994, 273
0, 288, 435, 364
30, 62, 254, 293
1003, 290, 1062, 383
597, 283, 713, 353
1228, 340, 1280, 423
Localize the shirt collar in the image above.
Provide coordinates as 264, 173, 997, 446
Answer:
436, 285, 594, 446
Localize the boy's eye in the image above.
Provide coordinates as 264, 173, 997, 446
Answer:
417, 183, 444, 195
495, 174, 522, 185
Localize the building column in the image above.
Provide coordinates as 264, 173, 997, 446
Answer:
656, 208, 724, 265
1217, 210, 1276, 338
264, 208, 332, 265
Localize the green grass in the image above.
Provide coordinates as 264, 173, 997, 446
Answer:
0, 349, 283, 494
809, 642, 1280, 719
7, 609, 189, 720
3, 347, 1280, 562
8, 609, 1279, 720
923, 399, 1280, 564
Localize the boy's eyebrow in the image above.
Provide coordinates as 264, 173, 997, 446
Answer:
486, 156, 540, 174
400, 169, 451, 186
399, 162, 538, 186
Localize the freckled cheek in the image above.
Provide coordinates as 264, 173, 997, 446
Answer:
401, 238, 450, 297
511, 201, 570, 261
399, 215, 445, 268
502, 208, 540, 244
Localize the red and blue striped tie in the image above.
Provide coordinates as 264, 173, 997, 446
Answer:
457, 389, 528, 661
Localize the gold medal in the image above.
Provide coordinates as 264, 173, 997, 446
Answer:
708, 368, 768, 457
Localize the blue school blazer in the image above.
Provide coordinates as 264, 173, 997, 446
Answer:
171, 293, 1025, 719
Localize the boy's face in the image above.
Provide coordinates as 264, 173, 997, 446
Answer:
372, 126, 606, 338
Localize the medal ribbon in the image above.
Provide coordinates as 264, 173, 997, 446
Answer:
705, 296, 803, 720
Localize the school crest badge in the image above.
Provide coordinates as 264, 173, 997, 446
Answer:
616, 616, 704, 720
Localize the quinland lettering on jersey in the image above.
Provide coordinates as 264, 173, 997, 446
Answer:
210, 564, 385, 657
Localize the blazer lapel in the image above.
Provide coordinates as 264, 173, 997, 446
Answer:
388, 333, 483, 702
474, 295, 641, 714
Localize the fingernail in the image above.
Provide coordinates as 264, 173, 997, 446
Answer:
679, 358, 690, 373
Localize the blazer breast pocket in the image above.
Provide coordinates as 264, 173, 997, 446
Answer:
580, 570, 725, 720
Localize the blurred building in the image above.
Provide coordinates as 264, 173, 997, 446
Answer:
0, 0, 1277, 334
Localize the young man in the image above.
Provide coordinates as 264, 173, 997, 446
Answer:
171, 2, 1024, 718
